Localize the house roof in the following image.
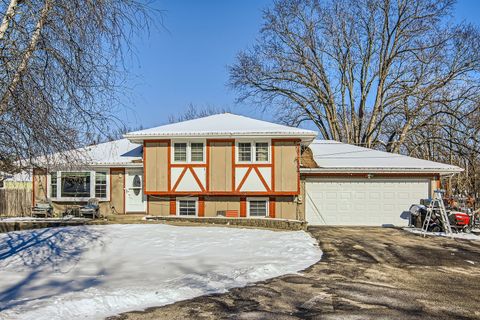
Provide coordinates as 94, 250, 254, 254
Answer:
33, 139, 142, 169
124, 113, 317, 143
302, 140, 463, 175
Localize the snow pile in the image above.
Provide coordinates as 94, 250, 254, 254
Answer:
404, 227, 480, 240
0, 224, 321, 319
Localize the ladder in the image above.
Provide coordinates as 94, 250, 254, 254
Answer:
422, 190, 453, 237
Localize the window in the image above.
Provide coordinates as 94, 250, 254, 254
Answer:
178, 199, 197, 216
248, 199, 268, 217
237, 141, 270, 163
255, 143, 269, 162
95, 171, 107, 198
238, 142, 252, 162
172, 141, 205, 163
61, 172, 91, 198
174, 143, 187, 162
191, 143, 204, 162
50, 172, 57, 197
49, 170, 109, 200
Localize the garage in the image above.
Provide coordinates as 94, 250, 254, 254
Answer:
302, 140, 463, 226
305, 178, 430, 226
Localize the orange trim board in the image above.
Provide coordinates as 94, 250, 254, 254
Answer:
253, 167, 271, 192
189, 167, 206, 192
269, 197, 276, 218
145, 191, 299, 196
235, 167, 253, 192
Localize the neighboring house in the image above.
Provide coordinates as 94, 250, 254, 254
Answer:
0, 172, 32, 190
31, 113, 462, 226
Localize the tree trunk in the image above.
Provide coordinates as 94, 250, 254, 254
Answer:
0, 0, 19, 41
0, 0, 52, 116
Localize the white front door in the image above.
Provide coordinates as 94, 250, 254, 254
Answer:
125, 169, 146, 213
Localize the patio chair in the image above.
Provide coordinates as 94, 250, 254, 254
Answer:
31, 199, 53, 218
79, 198, 100, 219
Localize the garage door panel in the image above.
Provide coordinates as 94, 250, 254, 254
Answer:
306, 179, 429, 226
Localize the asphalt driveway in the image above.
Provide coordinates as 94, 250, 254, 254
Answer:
109, 227, 480, 320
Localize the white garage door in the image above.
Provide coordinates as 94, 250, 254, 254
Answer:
305, 179, 430, 226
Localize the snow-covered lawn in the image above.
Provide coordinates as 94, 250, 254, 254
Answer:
0, 224, 321, 319
404, 227, 480, 240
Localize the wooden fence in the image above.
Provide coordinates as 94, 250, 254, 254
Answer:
0, 189, 32, 217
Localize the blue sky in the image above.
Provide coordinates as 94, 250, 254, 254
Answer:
120, 0, 480, 130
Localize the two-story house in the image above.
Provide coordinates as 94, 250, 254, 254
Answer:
32, 113, 462, 226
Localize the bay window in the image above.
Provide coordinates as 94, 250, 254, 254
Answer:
49, 170, 109, 201
61, 172, 91, 198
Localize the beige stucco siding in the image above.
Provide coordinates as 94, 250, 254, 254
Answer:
148, 196, 170, 216
274, 196, 297, 220
110, 169, 125, 214
33, 169, 47, 205
273, 141, 298, 192
204, 196, 240, 217
208, 141, 233, 192
145, 141, 169, 192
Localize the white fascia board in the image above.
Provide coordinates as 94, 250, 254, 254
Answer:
300, 167, 464, 175
124, 132, 317, 144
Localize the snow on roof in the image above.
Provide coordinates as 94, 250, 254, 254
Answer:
304, 140, 463, 174
80, 138, 142, 166
32, 139, 142, 168
124, 113, 317, 142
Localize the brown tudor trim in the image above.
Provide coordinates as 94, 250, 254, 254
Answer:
269, 197, 275, 218
240, 197, 246, 217
198, 196, 205, 217
169, 197, 176, 215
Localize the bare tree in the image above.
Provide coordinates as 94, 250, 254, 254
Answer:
0, 0, 159, 170
168, 103, 231, 123
229, 0, 480, 152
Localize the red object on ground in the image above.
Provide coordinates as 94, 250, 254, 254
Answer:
451, 211, 470, 226
225, 210, 239, 218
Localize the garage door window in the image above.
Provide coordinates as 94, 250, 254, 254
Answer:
248, 198, 268, 217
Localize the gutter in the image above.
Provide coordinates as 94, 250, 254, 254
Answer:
124, 132, 318, 144
300, 167, 464, 176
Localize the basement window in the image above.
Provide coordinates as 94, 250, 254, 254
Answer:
247, 198, 268, 217
177, 198, 197, 216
